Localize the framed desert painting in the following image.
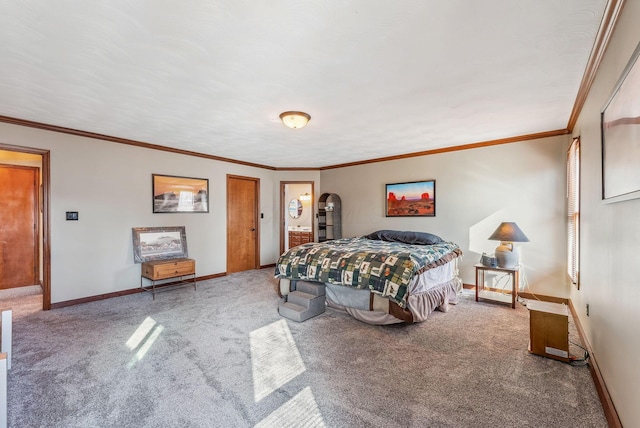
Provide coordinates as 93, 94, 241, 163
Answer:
385, 180, 436, 217
152, 174, 209, 213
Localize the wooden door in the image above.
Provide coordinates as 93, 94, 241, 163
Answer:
227, 175, 259, 273
0, 164, 38, 289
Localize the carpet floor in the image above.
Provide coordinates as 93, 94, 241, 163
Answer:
3, 269, 607, 427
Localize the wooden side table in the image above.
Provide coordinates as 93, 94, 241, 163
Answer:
475, 263, 519, 309
141, 258, 196, 299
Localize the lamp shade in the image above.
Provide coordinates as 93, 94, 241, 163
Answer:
279, 111, 311, 129
488, 222, 528, 268
488, 222, 529, 243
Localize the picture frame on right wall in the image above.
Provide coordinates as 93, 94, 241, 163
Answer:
601, 40, 640, 203
385, 180, 436, 217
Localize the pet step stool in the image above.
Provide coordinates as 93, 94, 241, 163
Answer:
278, 281, 326, 322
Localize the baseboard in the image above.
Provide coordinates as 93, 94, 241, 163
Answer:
51, 272, 226, 309
568, 300, 622, 428
260, 263, 276, 269
51, 288, 141, 309
518, 292, 568, 305
196, 272, 227, 281
465, 282, 621, 425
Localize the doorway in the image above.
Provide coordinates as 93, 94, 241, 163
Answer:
226, 174, 260, 273
0, 144, 51, 310
0, 164, 38, 289
280, 181, 314, 255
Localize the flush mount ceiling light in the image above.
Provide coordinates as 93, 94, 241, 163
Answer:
279, 111, 311, 129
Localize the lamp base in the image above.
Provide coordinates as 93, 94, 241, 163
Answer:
495, 242, 518, 268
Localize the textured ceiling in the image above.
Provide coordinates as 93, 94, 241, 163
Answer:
0, 1, 608, 168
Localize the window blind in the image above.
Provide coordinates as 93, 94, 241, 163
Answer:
567, 138, 580, 287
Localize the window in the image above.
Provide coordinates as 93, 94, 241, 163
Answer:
567, 138, 580, 288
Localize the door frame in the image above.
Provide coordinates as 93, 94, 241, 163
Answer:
0, 163, 39, 288
226, 174, 260, 273
0, 143, 51, 310
279, 181, 315, 255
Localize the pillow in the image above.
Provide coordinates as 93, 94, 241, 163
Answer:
364, 230, 444, 245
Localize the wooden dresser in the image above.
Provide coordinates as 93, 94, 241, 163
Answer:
289, 231, 312, 248
141, 258, 196, 299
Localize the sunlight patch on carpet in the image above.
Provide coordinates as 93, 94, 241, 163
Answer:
126, 316, 164, 368
250, 319, 306, 402
254, 386, 325, 428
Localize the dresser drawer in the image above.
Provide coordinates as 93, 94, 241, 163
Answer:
289, 231, 312, 248
142, 258, 195, 280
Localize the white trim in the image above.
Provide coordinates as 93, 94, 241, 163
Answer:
1, 311, 11, 370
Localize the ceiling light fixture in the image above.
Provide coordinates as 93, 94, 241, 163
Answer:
279, 111, 311, 129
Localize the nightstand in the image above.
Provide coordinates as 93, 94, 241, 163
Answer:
475, 263, 519, 309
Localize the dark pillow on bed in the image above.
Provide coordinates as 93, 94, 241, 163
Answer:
364, 230, 444, 245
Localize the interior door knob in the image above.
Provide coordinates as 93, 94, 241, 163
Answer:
250, 228, 256, 231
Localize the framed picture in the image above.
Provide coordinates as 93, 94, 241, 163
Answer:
386, 180, 436, 217
132, 226, 188, 263
601, 40, 640, 203
152, 174, 209, 213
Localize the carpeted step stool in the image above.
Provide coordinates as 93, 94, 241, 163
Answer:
278, 281, 326, 322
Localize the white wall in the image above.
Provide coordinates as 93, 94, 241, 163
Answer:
570, 1, 640, 425
320, 134, 570, 297
0, 122, 309, 303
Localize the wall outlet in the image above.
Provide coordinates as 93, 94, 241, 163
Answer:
586, 303, 590, 316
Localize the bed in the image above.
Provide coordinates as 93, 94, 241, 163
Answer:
275, 230, 463, 325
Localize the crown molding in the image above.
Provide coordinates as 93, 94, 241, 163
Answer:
567, 0, 626, 130
320, 129, 570, 170
1, 115, 569, 171
0, 115, 276, 170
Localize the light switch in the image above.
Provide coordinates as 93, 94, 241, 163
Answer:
66, 211, 78, 221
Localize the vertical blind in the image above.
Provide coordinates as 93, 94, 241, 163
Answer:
567, 138, 580, 287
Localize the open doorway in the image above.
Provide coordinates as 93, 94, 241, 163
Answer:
280, 181, 314, 255
0, 144, 51, 310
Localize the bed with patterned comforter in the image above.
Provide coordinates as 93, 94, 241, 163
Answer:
275, 232, 463, 324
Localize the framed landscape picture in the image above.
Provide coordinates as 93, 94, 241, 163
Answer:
386, 180, 436, 217
601, 40, 640, 203
132, 226, 188, 263
152, 174, 209, 213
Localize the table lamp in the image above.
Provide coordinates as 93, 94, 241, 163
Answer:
488, 222, 529, 268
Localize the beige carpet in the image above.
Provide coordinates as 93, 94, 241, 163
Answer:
0, 285, 43, 319
3, 269, 606, 427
